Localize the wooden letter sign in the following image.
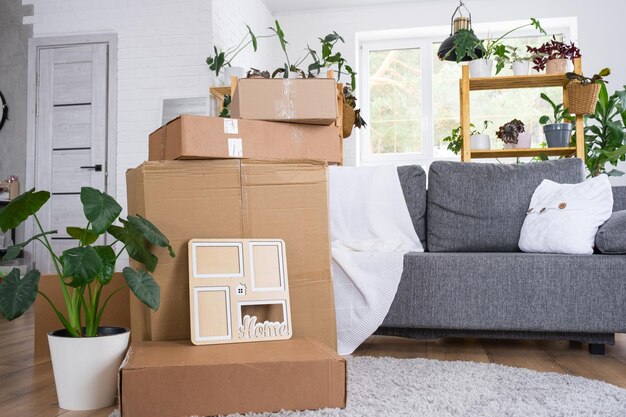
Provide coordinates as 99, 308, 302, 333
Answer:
188, 238, 292, 345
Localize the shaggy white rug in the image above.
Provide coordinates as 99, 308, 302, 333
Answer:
111, 356, 626, 416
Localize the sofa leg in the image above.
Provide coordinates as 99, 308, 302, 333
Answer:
588, 343, 605, 355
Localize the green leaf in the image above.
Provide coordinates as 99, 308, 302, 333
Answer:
80, 187, 122, 234
66, 226, 99, 245
539, 115, 550, 124
530, 18, 547, 35
0, 189, 50, 233
246, 24, 257, 52
93, 245, 116, 285
0, 269, 41, 320
606, 169, 625, 177
123, 267, 160, 311
127, 215, 175, 258
108, 222, 158, 272
598, 67, 611, 78
450, 29, 483, 62
283, 63, 289, 78
61, 246, 103, 287
2, 230, 57, 261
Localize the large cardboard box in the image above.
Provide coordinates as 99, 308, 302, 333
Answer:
148, 115, 342, 164
231, 78, 338, 125
119, 338, 346, 417
34, 273, 130, 362
126, 160, 337, 351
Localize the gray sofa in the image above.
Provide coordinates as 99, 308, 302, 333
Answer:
378, 159, 626, 354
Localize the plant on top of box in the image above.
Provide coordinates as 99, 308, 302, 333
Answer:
206, 24, 275, 77
307, 32, 357, 91
527, 36, 581, 74
0, 187, 174, 410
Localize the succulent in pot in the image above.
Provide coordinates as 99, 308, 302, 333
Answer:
565, 67, 610, 115
539, 93, 575, 147
527, 36, 581, 74
0, 187, 174, 410
497, 119, 530, 149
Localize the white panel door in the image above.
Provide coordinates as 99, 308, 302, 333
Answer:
35, 44, 109, 273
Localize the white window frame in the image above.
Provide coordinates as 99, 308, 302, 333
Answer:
357, 17, 577, 166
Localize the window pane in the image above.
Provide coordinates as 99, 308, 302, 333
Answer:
432, 34, 564, 157
369, 48, 421, 154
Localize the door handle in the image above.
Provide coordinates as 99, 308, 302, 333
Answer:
80, 164, 103, 172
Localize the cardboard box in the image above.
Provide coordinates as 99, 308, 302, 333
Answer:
126, 160, 337, 351
119, 338, 346, 417
148, 115, 342, 164
231, 78, 338, 125
0, 180, 19, 200
34, 273, 130, 363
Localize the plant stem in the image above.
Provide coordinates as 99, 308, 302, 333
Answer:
38, 291, 77, 336
95, 286, 127, 327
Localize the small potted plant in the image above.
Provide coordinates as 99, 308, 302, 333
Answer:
496, 119, 530, 149
527, 36, 581, 74
566, 67, 610, 115
464, 18, 545, 77
539, 93, 575, 147
0, 187, 173, 410
442, 120, 493, 153
342, 86, 367, 137
507, 46, 536, 76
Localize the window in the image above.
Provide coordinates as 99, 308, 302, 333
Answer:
358, 19, 575, 165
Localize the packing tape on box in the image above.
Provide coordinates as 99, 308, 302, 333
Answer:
223, 118, 238, 134
275, 79, 296, 120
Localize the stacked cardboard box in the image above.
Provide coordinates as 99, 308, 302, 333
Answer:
121, 78, 345, 416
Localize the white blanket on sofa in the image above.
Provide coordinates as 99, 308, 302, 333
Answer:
329, 166, 423, 355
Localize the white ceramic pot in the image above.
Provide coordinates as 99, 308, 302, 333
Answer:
512, 61, 530, 76
469, 59, 493, 78
514, 132, 531, 149
546, 58, 568, 74
48, 327, 130, 410
470, 134, 491, 150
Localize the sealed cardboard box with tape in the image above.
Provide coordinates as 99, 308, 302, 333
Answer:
119, 338, 346, 417
125, 159, 337, 351
148, 115, 341, 164
230, 78, 338, 125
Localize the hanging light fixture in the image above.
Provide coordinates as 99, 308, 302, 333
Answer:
437, 1, 484, 62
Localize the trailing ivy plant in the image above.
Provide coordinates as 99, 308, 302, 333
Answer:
0, 187, 174, 337
578, 83, 626, 177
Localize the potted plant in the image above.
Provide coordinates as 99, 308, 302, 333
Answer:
507, 46, 536, 76
496, 119, 530, 149
342, 86, 367, 137
578, 83, 626, 177
465, 18, 545, 77
527, 36, 581, 74
0, 187, 174, 410
307, 32, 357, 90
206, 24, 282, 83
442, 120, 493, 153
566, 67, 611, 115
539, 93, 575, 147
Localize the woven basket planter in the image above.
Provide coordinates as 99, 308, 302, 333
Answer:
342, 102, 356, 137
567, 82, 601, 115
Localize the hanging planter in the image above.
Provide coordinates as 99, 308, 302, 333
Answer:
565, 68, 610, 115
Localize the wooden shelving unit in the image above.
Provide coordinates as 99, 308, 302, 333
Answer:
460, 57, 585, 162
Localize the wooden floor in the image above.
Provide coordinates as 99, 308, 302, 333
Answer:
2, 309, 626, 417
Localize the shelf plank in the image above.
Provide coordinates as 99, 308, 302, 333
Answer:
470, 147, 577, 159
469, 74, 569, 91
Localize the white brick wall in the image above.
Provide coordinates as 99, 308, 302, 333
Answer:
25, 0, 276, 265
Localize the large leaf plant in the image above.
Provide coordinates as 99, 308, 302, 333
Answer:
0, 187, 174, 337
580, 83, 626, 177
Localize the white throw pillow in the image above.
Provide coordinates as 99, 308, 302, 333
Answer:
518, 174, 613, 255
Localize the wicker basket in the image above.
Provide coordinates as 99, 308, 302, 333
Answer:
567, 82, 601, 115
342, 102, 356, 138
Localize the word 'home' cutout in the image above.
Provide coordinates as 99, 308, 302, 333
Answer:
188, 239, 292, 345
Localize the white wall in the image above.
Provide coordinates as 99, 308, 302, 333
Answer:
24, 0, 276, 209
276, 0, 626, 181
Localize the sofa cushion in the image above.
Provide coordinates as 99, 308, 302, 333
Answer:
613, 186, 626, 212
397, 165, 427, 248
596, 210, 626, 254
382, 252, 626, 333
426, 159, 584, 252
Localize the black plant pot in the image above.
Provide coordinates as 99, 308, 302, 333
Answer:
543, 123, 573, 148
